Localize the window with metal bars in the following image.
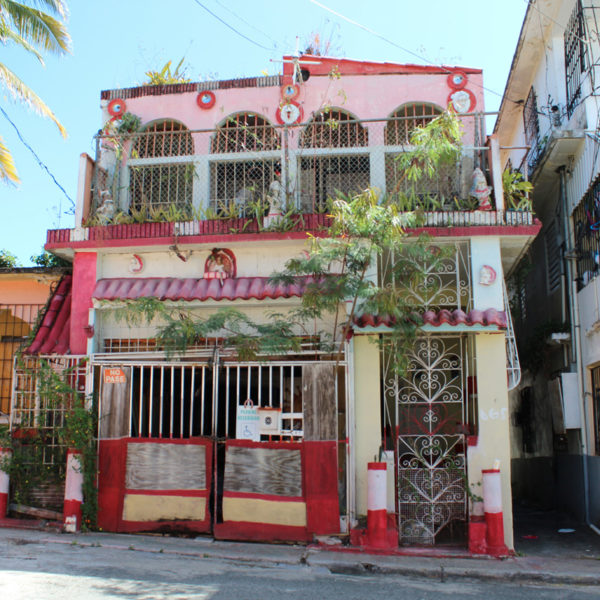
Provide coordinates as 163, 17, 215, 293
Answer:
130, 120, 195, 213
384, 103, 442, 145
0, 304, 44, 416
300, 109, 368, 148
523, 88, 542, 173
591, 365, 600, 454
565, 0, 588, 118
573, 176, 600, 288
211, 113, 280, 153
298, 154, 370, 212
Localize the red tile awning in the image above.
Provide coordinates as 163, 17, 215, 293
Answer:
27, 275, 72, 355
92, 277, 309, 302
353, 308, 507, 329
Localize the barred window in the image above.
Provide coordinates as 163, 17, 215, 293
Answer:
591, 365, 600, 454
130, 120, 194, 213
211, 113, 280, 153
523, 88, 540, 148
565, 0, 588, 118
300, 109, 368, 148
384, 103, 442, 145
573, 176, 600, 288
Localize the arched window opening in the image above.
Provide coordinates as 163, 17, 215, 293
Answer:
211, 113, 280, 153
130, 120, 195, 214
300, 109, 368, 148
384, 103, 442, 146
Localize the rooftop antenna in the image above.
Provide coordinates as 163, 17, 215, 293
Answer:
271, 36, 321, 84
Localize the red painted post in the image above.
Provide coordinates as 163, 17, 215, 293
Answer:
0, 447, 12, 519
482, 468, 508, 556
63, 449, 84, 532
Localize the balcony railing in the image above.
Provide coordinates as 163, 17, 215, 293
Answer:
85, 114, 497, 227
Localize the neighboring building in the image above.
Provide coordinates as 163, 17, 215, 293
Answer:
0, 268, 65, 422
16, 55, 538, 551
495, 0, 600, 530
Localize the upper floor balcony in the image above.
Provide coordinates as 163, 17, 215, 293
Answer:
48, 108, 536, 247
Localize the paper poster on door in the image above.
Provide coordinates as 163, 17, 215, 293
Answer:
236, 399, 260, 441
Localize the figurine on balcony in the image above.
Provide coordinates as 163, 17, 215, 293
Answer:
470, 168, 492, 210
264, 169, 284, 228
96, 190, 115, 224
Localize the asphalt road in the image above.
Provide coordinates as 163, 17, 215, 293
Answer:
1, 534, 600, 600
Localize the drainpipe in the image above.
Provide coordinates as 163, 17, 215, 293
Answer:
559, 166, 593, 531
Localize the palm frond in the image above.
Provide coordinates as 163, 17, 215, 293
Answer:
1, 1, 70, 54
0, 24, 44, 62
0, 62, 67, 137
0, 135, 19, 184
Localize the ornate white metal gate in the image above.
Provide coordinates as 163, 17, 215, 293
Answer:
384, 335, 468, 545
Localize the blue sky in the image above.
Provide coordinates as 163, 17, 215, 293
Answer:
1, 0, 528, 264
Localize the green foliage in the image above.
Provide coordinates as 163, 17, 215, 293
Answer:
144, 58, 191, 86
503, 168, 533, 211
3, 358, 98, 528
30, 250, 70, 267
116, 112, 141, 135
0, 249, 20, 268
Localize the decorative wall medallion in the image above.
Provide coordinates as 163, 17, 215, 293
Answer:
128, 254, 144, 274
276, 100, 303, 125
197, 90, 216, 109
448, 89, 476, 114
479, 265, 497, 286
447, 70, 467, 90
204, 248, 236, 280
107, 98, 126, 119
281, 83, 300, 100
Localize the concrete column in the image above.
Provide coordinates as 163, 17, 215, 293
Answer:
468, 333, 513, 550
470, 236, 503, 311
353, 335, 382, 517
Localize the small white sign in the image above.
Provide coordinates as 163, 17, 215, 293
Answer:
258, 408, 281, 434
236, 400, 260, 441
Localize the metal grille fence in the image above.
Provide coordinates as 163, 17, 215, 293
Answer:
90, 113, 487, 224
565, 0, 587, 118
0, 304, 44, 416
573, 176, 600, 288
11, 356, 88, 466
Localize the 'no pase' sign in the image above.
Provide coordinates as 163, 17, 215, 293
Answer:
103, 368, 126, 384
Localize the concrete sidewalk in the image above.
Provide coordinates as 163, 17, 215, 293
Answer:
0, 524, 599, 587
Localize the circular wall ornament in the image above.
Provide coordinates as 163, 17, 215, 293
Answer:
281, 83, 300, 100
128, 254, 144, 274
447, 70, 468, 90
107, 98, 126, 119
197, 90, 216, 109
276, 101, 303, 125
448, 89, 476, 114
479, 265, 497, 286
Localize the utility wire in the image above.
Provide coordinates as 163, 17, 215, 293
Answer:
191, 0, 278, 53
0, 106, 74, 209
309, 0, 527, 107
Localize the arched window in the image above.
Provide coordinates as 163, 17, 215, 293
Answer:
384, 103, 442, 145
211, 113, 280, 153
133, 120, 194, 157
130, 120, 194, 214
300, 109, 368, 148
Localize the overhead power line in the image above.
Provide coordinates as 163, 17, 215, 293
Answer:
0, 106, 74, 209
191, 0, 279, 53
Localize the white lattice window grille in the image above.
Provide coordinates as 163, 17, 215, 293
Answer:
299, 109, 369, 149
380, 241, 472, 312
129, 120, 195, 213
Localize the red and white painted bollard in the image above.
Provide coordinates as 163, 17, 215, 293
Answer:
0, 447, 12, 519
367, 461, 392, 548
482, 468, 508, 556
63, 448, 83, 532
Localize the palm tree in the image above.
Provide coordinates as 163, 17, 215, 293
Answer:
0, 0, 70, 183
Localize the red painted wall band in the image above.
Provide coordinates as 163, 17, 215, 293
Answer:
214, 521, 310, 543
124, 489, 208, 497
367, 462, 387, 470
223, 490, 303, 502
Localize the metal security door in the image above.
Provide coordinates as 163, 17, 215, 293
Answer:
384, 335, 468, 546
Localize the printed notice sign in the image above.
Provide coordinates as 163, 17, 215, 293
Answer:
103, 367, 126, 384
236, 400, 260, 441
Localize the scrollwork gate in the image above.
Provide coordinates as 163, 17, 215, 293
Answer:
384, 335, 468, 545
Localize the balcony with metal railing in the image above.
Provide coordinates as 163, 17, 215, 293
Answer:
47, 113, 537, 246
